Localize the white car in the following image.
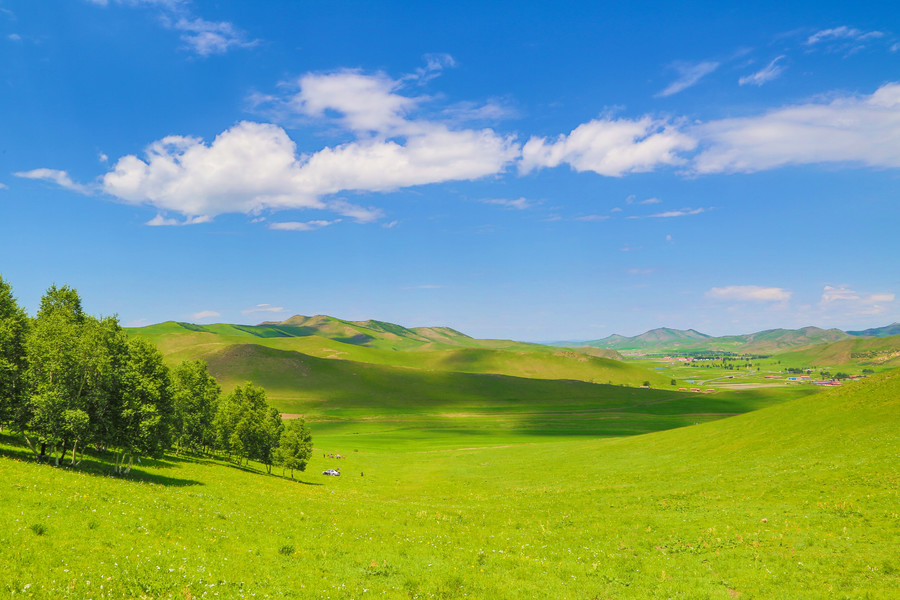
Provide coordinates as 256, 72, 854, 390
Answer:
322, 469, 340, 476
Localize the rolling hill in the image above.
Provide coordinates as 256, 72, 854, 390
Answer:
561, 325, 853, 354
127, 316, 660, 418
1, 355, 895, 598
847, 322, 900, 337
774, 333, 900, 369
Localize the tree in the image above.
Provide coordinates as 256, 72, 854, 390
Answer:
215, 383, 268, 466
0, 276, 29, 432
172, 360, 220, 455
258, 407, 284, 474
22, 285, 114, 464
111, 338, 174, 474
275, 417, 313, 480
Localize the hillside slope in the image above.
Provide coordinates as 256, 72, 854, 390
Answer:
775, 333, 900, 369
195, 343, 674, 416
564, 325, 852, 353
1, 365, 895, 598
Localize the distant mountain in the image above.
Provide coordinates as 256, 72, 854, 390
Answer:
257, 314, 474, 348
847, 323, 900, 337
556, 325, 852, 354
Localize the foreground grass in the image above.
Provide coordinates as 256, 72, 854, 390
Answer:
1, 372, 898, 599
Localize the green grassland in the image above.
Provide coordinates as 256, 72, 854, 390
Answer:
773, 334, 900, 371
2, 368, 897, 598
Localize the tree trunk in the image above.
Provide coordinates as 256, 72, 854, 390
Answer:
22, 434, 40, 460
70, 440, 78, 467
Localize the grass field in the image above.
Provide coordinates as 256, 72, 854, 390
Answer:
2, 369, 897, 599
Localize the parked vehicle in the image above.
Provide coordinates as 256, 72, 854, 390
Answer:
322, 469, 340, 476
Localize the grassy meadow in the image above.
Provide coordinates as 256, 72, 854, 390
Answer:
2, 368, 898, 599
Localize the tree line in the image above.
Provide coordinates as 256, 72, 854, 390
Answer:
0, 277, 312, 479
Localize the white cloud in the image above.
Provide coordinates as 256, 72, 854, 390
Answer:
13, 168, 93, 194
190, 310, 220, 320
269, 219, 341, 232
241, 304, 286, 315
29, 71, 520, 225
292, 70, 419, 133
707, 286, 792, 302
693, 83, 900, 173
403, 53, 456, 84
89, 0, 254, 56
7, 33, 21, 41
639, 197, 661, 204
628, 268, 654, 275
100, 118, 512, 222
145, 213, 210, 226
630, 207, 709, 219
169, 16, 256, 56
819, 285, 896, 317
806, 26, 883, 46
519, 116, 696, 176
575, 214, 609, 222
0, 183, 7, 190
821, 285, 894, 305
481, 197, 534, 210
739, 56, 786, 86
657, 61, 720, 97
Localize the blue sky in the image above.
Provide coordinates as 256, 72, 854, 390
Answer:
1, 0, 898, 341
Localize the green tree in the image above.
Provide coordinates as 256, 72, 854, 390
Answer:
275, 417, 313, 480
258, 407, 285, 474
172, 360, 220, 455
215, 383, 268, 466
22, 285, 119, 464
0, 276, 29, 432
111, 338, 173, 474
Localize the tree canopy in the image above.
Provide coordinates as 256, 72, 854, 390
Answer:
0, 278, 312, 480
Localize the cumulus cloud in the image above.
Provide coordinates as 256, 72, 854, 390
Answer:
291, 70, 420, 133
26, 69, 519, 225
657, 61, 720, 97
739, 56, 786, 86
693, 82, 900, 173
95, 69, 517, 223
707, 285, 792, 302
14, 168, 94, 194
0, 182, 7, 190
519, 116, 696, 176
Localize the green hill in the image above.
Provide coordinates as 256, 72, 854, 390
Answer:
564, 325, 852, 354
847, 322, 900, 337
128, 318, 642, 395
195, 343, 675, 416
775, 333, 900, 370
1, 364, 895, 598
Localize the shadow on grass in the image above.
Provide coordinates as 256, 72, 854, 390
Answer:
0, 432, 201, 487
